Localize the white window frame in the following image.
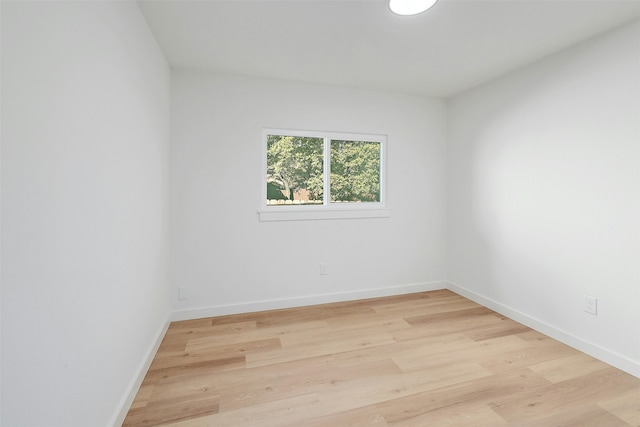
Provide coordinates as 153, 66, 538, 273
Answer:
259, 128, 390, 222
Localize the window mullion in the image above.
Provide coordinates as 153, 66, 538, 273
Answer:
323, 136, 331, 206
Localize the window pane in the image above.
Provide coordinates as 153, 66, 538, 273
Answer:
266, 135, 324, 206
330, 140, 381, 203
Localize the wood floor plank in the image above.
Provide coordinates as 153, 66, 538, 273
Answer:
218, 358, 402, 413
513, 403, 632, 427
529, 352, 613, 383
394, 308, 507, 341
128, 384, 154, 410
389, 402, 508, 427
216, 393, 321, 427
312, 362, 493, 416
149, 338, 281, 371
144, 356, 247, 386
596, 387, 640, 426
123, 290, 640, 426
488, 367, 639, 423
123, 394, 219, 426
461, 318, 532, 341
185, 320, 328, 351
299, 405, 389, 427
392, 335, 530, 372
375, 367, 551, 424
480, 334, 579, 374
245, 330, 397, 368
158, 413, 220, 427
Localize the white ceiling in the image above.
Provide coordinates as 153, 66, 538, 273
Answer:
137, 0, 640, 98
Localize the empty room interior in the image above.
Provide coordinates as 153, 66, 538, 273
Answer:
1, 0, 639, 425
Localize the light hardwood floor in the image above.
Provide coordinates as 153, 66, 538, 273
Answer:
123, 290, 640, 426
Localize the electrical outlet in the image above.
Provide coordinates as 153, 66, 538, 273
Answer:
583, 295, 597, 315
179, 287, 188, 301
319, 263, 328, 275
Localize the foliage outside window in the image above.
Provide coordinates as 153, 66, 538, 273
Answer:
267, 135, 324, 205
330, 140, 381, 203
265, 130, 384, 209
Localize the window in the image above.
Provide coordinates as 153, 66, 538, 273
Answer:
260, 129, 389, 221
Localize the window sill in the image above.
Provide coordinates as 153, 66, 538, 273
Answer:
258, 208, 391, 222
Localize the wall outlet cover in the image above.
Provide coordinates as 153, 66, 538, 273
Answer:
583, 295, 597, 315
320, 263, 328, 275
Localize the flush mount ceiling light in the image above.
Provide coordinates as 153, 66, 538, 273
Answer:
389, 0, 438, 16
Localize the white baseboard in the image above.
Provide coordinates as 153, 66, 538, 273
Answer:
446, 281, 640, 378
171, 281, 447, 322
109, 314, 171, 427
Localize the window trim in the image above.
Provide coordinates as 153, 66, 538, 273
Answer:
259, 128, 389, 222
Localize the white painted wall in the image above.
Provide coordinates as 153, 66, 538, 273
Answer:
447, 21, 640, 375
170, 71, 448, 318
1, 2, 171, 425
